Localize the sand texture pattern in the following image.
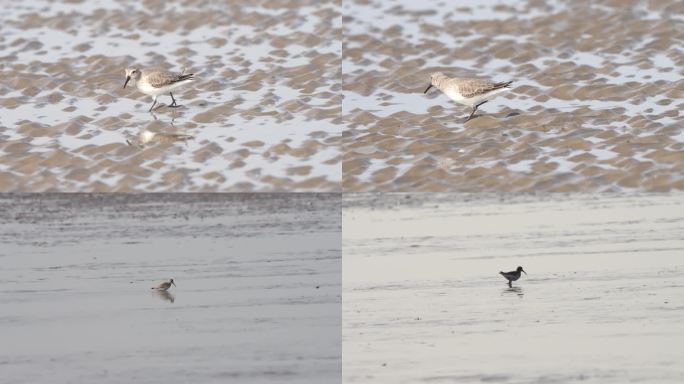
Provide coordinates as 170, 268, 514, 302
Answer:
343, 0, 684, 192
0, 0, 342, 192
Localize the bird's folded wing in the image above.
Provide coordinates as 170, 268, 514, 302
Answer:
458, 78, 511, 98
146, 72, 194, 88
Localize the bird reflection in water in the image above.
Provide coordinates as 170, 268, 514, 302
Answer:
126, 129, 193, 147
125, 111, 194, 147
154, 290, 175, 303
502, 286, 524, 298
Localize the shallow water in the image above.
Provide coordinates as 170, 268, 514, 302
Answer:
343, 193, 684, 383
343, 0, 684, 192
0, 0, 342, 192
0, 194, 341, 383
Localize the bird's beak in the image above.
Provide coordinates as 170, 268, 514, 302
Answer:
424, 83, 433, 94
522, 269, 527, 275
171, 281, 176, 286
123, 76, 130, 89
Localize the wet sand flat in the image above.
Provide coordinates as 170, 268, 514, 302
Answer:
0, 194, 341, 383
343, 193, 684, 383
0, 0, 341, 192
343, 0, 684, 192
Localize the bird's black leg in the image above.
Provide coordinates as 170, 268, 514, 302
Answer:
466, 107, 477, 122
508, 281, 512, 288
148, 97, 157, 112
169, 92, 180, 108
465, 100, 489, 122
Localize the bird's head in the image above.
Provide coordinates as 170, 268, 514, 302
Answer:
424, 72, 446, 94
123, 67, 141, 88
169, 278, 176, 286
517, 266, 527, 275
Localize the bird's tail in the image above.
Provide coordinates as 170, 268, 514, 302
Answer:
498, 81, 513, 89
178, 73, 195, 81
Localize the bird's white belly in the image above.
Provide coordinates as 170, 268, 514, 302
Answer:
444, 89, 472, 106
137, 82, 164, 97
137, 80, 190, 98
444, 87, 508, 107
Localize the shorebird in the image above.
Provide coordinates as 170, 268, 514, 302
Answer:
151, 278, 176, 291
499, 266, 526, 287
424, 72, 512, 122
123, 67, 194, 112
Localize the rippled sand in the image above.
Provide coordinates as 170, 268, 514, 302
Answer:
343, 193, 684, 383
343, 0, 684, 192
0, 194, 341, 383
0, 0, 342, 192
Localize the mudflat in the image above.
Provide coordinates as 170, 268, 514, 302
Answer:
343, 0, 684, 192
0, 1, 342, 192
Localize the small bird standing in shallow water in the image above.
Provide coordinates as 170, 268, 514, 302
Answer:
424, 72, 513, 122
151, 278, 176, 291
123, 67, 195, 112
500, 267, 526, 287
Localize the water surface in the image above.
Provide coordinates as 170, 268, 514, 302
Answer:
343, 193, 684, 383
0, 193, 341, 383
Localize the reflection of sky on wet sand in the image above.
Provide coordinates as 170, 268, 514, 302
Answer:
0, 0, 342, 191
